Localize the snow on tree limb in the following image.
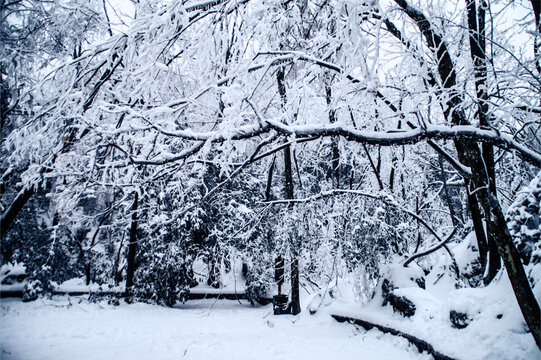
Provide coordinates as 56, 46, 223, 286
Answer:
136, 115, 540, 167
403, 227, 458, 267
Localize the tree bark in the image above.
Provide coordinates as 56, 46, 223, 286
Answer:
466, 0, 501, 283
265, 156, 276, 201
0, 63, 9, 132
0, 185, 34, 241
466, 182, 489, 272
325, 83, 340, 188
277, 67, 301, 315
531, 0, 541, 75
125, 191, 138, 295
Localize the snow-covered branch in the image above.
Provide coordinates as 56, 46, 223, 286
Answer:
263, 189, 448, 246
128, 114, 541, 166
403, 227, 458, 267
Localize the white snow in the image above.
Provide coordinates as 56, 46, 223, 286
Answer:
0, 263, 26, 279
2, 247, 540, 360
1, 297, 427, 360
51, 278, 123, 294
0, 263, 26, 293
328, 270, 540, 360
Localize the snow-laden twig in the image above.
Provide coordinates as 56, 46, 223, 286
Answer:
264, 189, 440, 242
263, 188, 462, 275
403, 227, 458, 267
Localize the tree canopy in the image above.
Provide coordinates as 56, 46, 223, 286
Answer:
1, 0, 540, 347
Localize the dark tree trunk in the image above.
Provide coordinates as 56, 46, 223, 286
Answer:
0, 64, 9, 132
0, 185, 34, 240
477, 188, 540, 347
362, 144, 384, 190
277, 67, 301, 315
125, 191, 138, 295
531, 0, 541, 75
466, 183, 489, 272
466, 0, 501, 283
389, 155, 396, 192
325, 84, 340, 188
455, 81, 540, 352
531, 0, 541, 131
414, 197, 422, 252
265, 156, 276, 201
283, 146, 294, 202
376, 145, 381, 175
85, 264, 92, 286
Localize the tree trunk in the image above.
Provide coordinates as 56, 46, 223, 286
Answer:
125, 191, 138, 295
531, 0, 541, 75
265, 156, 276, 201
277, 67, 301, 315
325, 83, 340, 188
0, 63, 9, 132
466, 0, 501, 283
283, 146, 294, 203
466, 182, 489, 272
0, 185, 34, 240
476, 188, 540, 347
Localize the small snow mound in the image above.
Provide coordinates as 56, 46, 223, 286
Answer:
386, 259, 425, 289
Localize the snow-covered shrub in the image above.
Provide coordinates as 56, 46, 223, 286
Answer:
245, 266, 271, 304
240, 218, 274, 304
243, 250, 273, 304
22, 279, 43, 302
378, 260, 426, 317
353, 262, 381, 305
135, 245, 195, 307
449, 309, 471, 329
506, 171, 541, 288
381, 278, 416, 317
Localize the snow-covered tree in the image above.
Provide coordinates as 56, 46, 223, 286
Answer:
1, 0, 540, 346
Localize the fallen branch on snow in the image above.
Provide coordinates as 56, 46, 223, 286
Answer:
331, 314, 456, 360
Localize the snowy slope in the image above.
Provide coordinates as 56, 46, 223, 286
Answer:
327, 266, 540, 360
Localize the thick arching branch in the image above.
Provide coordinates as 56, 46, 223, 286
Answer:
265, 121, 541, 166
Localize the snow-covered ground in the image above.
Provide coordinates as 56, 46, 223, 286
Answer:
1, 233, 539, 360
1, 297, 429, 360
